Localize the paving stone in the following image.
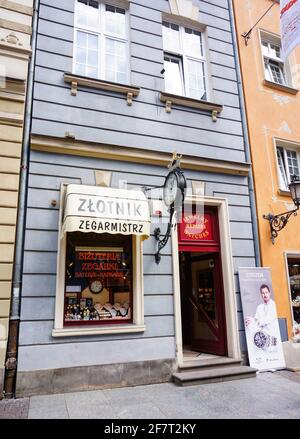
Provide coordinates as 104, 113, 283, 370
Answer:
67, 402, 119, 419
28, 406, 69, 419
0, 398, 29, 419
29, 393, 66, 409
115, 402, 167, 419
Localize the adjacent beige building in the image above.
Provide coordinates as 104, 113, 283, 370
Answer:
0, 0, 33, 397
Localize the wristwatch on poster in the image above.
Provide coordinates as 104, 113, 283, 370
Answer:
89, 279, 103, 294
253, 331, 277, 350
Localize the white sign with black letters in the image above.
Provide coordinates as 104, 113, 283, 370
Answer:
61, 184, 151, 239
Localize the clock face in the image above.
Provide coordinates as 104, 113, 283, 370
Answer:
89, 279, 103, 294
163, 172, 178, 207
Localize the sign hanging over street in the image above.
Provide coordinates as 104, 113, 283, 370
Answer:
280, 0, 300, 60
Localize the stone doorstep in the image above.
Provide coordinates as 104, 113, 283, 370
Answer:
173, 365, 257, 386
287, 367, 300, 372
178, 357, 243, 371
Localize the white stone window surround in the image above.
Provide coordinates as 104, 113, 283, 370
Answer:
274, 139, 300, 193
72, 0, 131, 84
162, 18, 210, 102
52, 184, 145, 337
259, 29, 295, 92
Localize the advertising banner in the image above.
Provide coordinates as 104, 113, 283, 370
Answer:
280, 0, 300, 60
238, 268, 286, 371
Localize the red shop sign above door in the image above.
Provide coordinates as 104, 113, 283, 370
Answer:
178, 208, 220, 251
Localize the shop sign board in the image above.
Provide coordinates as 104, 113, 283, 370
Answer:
179, 213, 214, 242
238, 267, 286, 371
61, 184, 150, 239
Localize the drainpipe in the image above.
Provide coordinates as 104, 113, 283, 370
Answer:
4, 0, 40, 398
228, 0, 261, 267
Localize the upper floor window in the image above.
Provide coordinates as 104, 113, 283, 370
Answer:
162, 21, 207, 100
261, 39, 286, 85
74, 0, 129, 83
276, 145, 300, 191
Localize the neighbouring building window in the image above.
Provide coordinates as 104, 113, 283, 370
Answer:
287, 259, 300, 338
276, 146, 300, 191
162, 21, 207, 100
73, 0, 129, 83
64, 232, 132, 325
261, 39, 286, 85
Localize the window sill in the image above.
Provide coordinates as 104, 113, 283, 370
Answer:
52, 323, 146, 337
263, 79, 299, 95
159, 91, 223, 121
64, 73, 140, 105
278, 188, 291, 197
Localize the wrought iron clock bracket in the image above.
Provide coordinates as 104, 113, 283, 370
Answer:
263, 206, 299, 244
154, 205, 175, 264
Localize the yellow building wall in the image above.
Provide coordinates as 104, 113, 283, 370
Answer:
0, 0, 33, 396
233, 0, 300, 339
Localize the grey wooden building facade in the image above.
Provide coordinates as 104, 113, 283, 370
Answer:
16, 0, 257, 395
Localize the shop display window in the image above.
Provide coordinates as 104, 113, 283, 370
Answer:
64, 232, 132, 326
288, 259, 300, 337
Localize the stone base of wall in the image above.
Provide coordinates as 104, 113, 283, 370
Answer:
0, 368, 4, 400
16, 358, 176, 397
283, 340, 300, 371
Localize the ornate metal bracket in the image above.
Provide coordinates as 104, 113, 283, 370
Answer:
154, 204, 175, 264
263, 206, 299, 244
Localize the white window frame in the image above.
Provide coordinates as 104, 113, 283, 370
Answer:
276, 142, 300, 192
73, 0, 131, 84
162, 21, 209, 101
260, 31, 292, 87
52, 185, 145, 337
284, 252, 300, 340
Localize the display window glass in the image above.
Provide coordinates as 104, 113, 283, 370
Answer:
64, 232, 132, 325
288, 258, 300, 338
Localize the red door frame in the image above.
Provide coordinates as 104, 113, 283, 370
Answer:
178, 207, 227, 356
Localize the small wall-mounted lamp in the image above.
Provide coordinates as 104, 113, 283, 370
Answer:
263, 175, 300, 244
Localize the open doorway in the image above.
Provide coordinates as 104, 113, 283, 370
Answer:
179, 251, 227, 357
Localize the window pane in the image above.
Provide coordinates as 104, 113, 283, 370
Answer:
87, 66, 98, 78
264, 60, 272, 82
270, 43, 281, 59
75, 31, 99, 78
87, 49, 98, 67
184, 28, 203, 58
164, 55, 184, 95
105, 38, 127, 83
76, 0, 99, 28
76, 47, 87, 64
261, 41, 269, 56
77, 31, 88, 48
162, 22, 181, 53
267, 60, 285, 84
276, 147, 289, 190
75, 63, 86, 76
105, 5, 126, 36
64, 234, 132, 326
186, 59, 206, 100
286, 150, 300, 179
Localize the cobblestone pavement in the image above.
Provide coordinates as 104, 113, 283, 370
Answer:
0, 370, 300, 419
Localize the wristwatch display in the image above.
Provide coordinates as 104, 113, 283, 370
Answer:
253, 330, 277, 350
